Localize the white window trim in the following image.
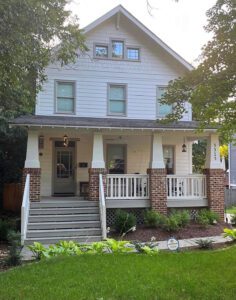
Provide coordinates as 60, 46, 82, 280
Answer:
156, 85, 172, 118
107, 83, 127, 116
55, 80, 76, 115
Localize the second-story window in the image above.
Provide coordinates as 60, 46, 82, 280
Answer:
156, 86, 172, 118
112, 40, 124, 59
56, 81, 75, 114
108, 84, 126, 115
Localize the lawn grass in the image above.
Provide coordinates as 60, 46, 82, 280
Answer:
226, 206, 236, 214
1, 246, 236, 300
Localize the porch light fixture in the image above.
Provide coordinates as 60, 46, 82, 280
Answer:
63, 134, 69, 147
182, 138, 187, 153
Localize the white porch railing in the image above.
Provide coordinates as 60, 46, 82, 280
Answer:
167, 174, 207, 200
21, 174, 30, 245
106, 174, 149, 199
99, 174, 107, 239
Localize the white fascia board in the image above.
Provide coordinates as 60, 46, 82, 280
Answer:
83, 5, 193, 71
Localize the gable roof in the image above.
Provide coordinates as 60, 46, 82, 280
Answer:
83, 5, 193, 71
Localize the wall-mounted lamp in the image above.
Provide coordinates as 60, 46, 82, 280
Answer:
182, 137, 187, 153
63, 134, 69, 147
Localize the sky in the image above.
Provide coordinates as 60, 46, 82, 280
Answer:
68, 0, 217, 66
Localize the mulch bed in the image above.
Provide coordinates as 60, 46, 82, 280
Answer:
109, 222, 232, 242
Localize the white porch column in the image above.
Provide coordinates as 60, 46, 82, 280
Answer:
149, 133, 165, 169
24, 130, 40, 168
91, 132, 105, 169
205, 134, 221, 169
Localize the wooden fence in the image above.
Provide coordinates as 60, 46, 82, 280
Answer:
3, 183, 22, 213
225, 188, 236, 208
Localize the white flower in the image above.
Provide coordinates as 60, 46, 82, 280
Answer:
106, 227, 110, 233
213, 220, 217, 224
151, 236, 156, 242
131, 225, 136, 232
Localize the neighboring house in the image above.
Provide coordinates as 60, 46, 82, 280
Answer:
11, 5, 225, 245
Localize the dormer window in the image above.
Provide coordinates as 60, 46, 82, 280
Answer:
111, 40, 124, 59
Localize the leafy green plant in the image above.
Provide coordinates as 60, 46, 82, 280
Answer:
195, 238, 214, 250
196, 209, 220, 227
223, 228, 236, 241
114, 210, 136, 234
5, 231, 22, 266
28, 242, 47, 260
144, 210, 166, 228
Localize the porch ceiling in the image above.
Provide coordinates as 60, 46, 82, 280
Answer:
11, 115, 217, 132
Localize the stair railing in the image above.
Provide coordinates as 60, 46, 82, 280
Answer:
21, 174, 30, 245
99, 174, 107, 240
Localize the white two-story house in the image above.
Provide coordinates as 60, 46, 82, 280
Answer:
12, 6, 225, 244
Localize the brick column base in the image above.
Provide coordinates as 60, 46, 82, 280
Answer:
88, 168, 107, 201
204, 168, 225, 221
22, 168, 41, 202
147, 168, 167, 215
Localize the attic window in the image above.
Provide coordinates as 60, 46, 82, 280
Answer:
127, 48, 140, 60
111, 40, 124, 59
95, 45, 108, 58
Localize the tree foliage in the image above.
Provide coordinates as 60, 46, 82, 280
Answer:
161, 0, 236, 142
0, 0, 87, 120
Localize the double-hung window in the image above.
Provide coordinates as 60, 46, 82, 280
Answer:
56, 81, 75, 114
111, 40, 124, 59
108, 84, 126, 115
156, 86, 172, 118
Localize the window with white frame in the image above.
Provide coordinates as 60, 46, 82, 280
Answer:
163, 146, 174, 174
127, 48, 140, 60
95, 45, 108, 58
56, 81, 75, 114
156, 86, 172, 117
108, 84, 126, 115
111, 40, 124, 59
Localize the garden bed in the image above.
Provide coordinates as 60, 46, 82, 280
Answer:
0, 242, 9, 272
109, 222, 232, 242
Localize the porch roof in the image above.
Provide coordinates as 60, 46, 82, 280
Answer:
11, 115, 217, 131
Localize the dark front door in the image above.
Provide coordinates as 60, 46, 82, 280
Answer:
54, 141, 75, 195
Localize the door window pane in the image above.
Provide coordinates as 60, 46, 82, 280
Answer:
109, 85, 126, 115
107, 145, 125, 174
163, 146, 174, 174
112, 41, 124, 58
157, 86, 172, 117
56, 82, 75, 113
56, 151, 72, 178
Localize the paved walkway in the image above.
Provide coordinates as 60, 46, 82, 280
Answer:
21, 235, 232, 260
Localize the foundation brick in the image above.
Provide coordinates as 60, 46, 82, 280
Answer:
22, 168, 41, 202
88, 168, 107, 201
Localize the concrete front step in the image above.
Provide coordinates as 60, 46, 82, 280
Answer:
28, 221, 100, 230
30, 201, 98, 209
24, 235, 102, 245
28, 213, 100, 223
29, 207, 99, 215
27, 228, 101, 238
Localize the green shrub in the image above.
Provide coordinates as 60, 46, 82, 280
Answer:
170, 210, 191, 228
114, 210, 136, 234
196, 209, 220, 226
0, 219, 10, 241
163, 215, 180, 232
230, 214, 236, 225
5, 231, 22, 266
144, 210, 166, 228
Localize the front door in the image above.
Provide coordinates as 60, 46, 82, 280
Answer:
53, 142, 75, 195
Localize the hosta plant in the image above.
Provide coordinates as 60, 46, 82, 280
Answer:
223, 228, 236, 241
